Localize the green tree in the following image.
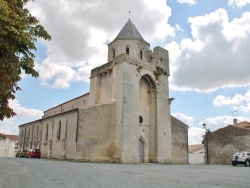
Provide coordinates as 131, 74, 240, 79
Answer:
0, 0, 51, 120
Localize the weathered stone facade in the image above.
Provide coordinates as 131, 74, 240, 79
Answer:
207, 125, 250, 164
18, 19, 188, 164
171, 116, 189, 164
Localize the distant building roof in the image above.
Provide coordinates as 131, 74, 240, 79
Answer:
0, 133, 19, 141
189, 144, 204, 153
236, 121, 250, 129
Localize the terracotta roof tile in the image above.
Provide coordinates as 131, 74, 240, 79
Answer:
2, 134, 19, 141
236, 121, 250, 129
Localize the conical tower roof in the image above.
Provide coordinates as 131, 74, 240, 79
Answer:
113, 19, 148, 43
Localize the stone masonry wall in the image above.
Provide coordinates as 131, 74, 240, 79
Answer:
76, 102, 115, 162
207, 125, 250, 164
171, 115, 189, 164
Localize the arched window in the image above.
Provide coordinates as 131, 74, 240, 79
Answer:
27, 128, 30, 141
65, 118, 67, 140
126, 47, 129, 55
57, 120, 61, 141
37, 125, 39, 138
46, 123, 49, 141
113, 49, 115, 58
31, 126, 34, 142
140, 50, 143, 60
21, 130, 23, 144
24, 128, 26, 142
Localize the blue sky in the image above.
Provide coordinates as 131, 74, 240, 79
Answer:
1, 0, 250, 144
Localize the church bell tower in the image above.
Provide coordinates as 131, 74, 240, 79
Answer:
89, 18, 172, 164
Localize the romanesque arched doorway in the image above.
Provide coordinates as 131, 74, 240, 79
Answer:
139, 74, 157, 163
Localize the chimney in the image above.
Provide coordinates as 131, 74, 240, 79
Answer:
233, 118, 237, 126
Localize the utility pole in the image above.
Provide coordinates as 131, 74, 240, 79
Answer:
202, 119, 209, 164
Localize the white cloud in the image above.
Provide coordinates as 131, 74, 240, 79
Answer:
188, 115, 250, 145
0, 118, 17, 135
213, 94, 245, 106
199, 116, 250, 131
213, 88, 250, 113
169, 8, 250, 92
172, 112, 194, 126
26, 0, 174, 89
164, 41, 182, 63
234, 103, 250, 113
0, 100, 43, 135
228, 0, 250, 7
9, 100, 43, 117
188, 127, 205, 145
177, 0, 196, 5
37, 61, 76, 89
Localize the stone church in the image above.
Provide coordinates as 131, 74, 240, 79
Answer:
18, 19, 189, 164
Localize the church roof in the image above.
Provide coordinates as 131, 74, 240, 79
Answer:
114, 19, 147, 43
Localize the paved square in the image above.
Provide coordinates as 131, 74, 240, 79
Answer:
0, 158, 249, 188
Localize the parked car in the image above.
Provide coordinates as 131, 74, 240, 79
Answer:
25, 149, 41, 159
15, 150, 27, 158
231, 152, 250, 166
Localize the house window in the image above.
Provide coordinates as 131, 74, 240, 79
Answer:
57, 120, 61, 141
15, 142, 18, 150
126, 47, 129, 55
140, 50, 143, 60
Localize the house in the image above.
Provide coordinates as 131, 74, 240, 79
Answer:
205, 119, 250, 164
0, 133, 19, 157
18, 18, 189, 164
188, 144, 204, 164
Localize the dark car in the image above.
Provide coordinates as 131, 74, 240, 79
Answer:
15, 150, 27, 158
25, 149, 41, 159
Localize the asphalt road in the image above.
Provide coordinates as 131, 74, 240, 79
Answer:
0, 157, 249, 188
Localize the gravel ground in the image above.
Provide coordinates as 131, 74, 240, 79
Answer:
0, 157, 249, 188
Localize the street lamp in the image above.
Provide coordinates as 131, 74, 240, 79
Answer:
202, 119, 209, 164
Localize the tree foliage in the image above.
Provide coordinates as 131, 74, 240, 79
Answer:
0, 0, 51, 120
